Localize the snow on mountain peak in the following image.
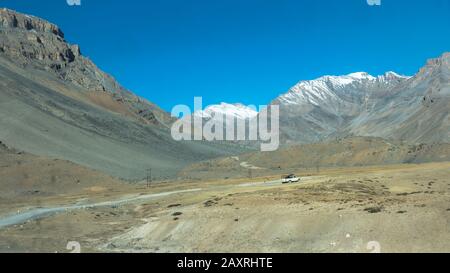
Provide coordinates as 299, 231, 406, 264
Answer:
276, 71, 411, 106
383, 71, 411, 79
294, 72, 377, 90
194, 103, 258, 119
347, 72, 376, 80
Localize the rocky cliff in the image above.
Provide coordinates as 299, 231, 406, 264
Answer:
0, 8, 172, 127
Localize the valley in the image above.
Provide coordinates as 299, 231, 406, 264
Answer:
0, 8, 449, 254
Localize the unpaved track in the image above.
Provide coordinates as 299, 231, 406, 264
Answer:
0, 189, 201, 228
0, 176, 317, 229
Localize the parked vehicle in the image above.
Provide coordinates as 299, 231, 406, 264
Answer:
281, 174, 301, 184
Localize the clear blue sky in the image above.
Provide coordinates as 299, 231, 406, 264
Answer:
1, 0, 450, 111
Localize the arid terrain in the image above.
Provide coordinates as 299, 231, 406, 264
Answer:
1, 158, 449, 253
180, 137, 450, 180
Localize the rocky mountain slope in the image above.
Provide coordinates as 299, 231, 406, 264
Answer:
345, 53, 450, 143
0, 9, 247, 180
272, 53, 449, 144
0, 8, 171, 127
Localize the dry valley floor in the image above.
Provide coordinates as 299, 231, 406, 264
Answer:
1, 162, 450, 253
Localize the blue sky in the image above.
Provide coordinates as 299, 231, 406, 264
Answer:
1, 0, 449, 111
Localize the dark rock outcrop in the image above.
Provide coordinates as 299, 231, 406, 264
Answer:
0, 8, 173, 127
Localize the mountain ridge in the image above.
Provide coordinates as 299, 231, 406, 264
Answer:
0, 9, 248, 180
0, 8, 173, 127
1, 8, 448, 181
270, 53, 449, 144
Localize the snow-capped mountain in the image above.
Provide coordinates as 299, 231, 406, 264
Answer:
270, 71, 411, 143
187, 53, 448, 145
277, 71, 410, 107
271, 53, 450, 144
194, 103, 258, 120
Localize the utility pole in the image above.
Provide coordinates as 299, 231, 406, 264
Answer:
248, 168, 252, 179
146, 168, 152, 188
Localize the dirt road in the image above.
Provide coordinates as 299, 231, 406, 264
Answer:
0, 189, 201, 229
1, 162, 449, 253
0, 177, 299, 229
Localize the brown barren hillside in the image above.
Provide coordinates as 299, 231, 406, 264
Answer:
180, 137, 450, 180
0, 140, 129, 211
